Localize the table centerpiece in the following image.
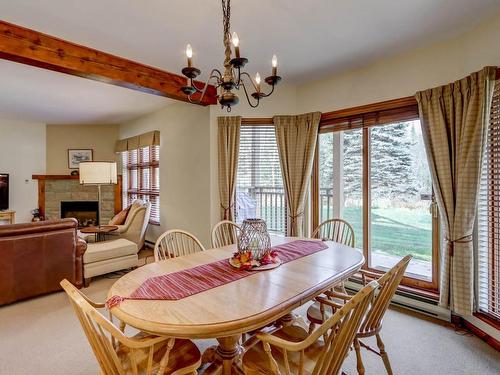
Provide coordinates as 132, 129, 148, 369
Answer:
229, 218, 281, 270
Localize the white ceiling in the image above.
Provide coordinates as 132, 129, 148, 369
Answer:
0, 0, 498, 123
0, 60, 169, 124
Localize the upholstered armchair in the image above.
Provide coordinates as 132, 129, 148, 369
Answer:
108, 200, 151, 249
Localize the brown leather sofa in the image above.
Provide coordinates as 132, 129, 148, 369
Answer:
0, 218, 86, 306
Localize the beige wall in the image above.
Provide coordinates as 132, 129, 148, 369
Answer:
297, 12, 500, 113
120, 102, 212, 246
0, 119, 46, 223
46, 124, 119, 174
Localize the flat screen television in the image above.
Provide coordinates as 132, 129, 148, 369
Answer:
0, 174, 9, 210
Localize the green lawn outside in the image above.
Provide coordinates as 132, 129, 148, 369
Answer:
328, 206, 432, 262
258, 202, 433, 262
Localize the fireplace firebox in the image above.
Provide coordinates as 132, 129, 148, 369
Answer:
61, 201, 99, 227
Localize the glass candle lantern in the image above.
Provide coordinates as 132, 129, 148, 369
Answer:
237, 218, 272, 261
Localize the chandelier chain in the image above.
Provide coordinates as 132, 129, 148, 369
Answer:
222, 0, 232, 67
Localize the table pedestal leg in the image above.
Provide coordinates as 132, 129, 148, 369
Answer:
278, 312, 309, 331
277, 313, 294, 326
217, 335, 243, 375
202, 335, 243, 375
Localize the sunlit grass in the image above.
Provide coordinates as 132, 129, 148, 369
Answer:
331, 206, 433, 262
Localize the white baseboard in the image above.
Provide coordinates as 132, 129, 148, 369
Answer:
345, 280, 451, 321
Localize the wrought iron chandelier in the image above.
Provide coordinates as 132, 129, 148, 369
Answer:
180, 0, 282, 111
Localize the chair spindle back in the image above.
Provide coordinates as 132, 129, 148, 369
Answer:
60, 279, 175, 375
154, 230, 206, 262
312, 281, 378, 375
312, 219, 355, 247
359, 255, 412, 335
211, 220, 241, 248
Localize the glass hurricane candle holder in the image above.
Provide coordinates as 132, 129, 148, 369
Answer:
237, 218, 271, 261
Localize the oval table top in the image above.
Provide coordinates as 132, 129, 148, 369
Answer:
108, 236, 364, 339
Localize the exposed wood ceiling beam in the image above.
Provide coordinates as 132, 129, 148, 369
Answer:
0, 20, 217, 106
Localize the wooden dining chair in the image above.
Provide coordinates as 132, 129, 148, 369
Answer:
60, 279, 201, 375
312, 218, 355, 247
242, 281, 378, 375
211, 220, 241, 248
311, 218, 356, 297
154, 229, 206, 262
308, 254, 412, 375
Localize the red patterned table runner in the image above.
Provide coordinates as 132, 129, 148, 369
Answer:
106, 240, 328, 308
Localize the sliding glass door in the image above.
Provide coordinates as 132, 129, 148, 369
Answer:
316, 118, 439, 290
319, 130, 363, 246
368, 121, 435, 282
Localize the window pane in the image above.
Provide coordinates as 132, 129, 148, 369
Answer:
236, 125, 286, 234
369, 120, 432, 280
141, 146, 150, 164
342, 129, 363, 248
319, 133, 334, 223
130, 149, 138, 166
478, 81, 500, 319
121, 152, 129, 207
130, 169, 138, 190
122, 144, 160, 224
318, 130, 363, 248
141, 167, 150, 190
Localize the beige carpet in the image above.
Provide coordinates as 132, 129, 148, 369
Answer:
0, 275, 498, 375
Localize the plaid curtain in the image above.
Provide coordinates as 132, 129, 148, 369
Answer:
274, 112, 321, 237
416, 67, 496, 315
218, 116, 241, 221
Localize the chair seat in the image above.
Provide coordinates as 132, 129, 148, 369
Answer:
116, 332, 201, 375
242, 325, 324, 375
83, 238, 138, 263
307, 300, 336, 325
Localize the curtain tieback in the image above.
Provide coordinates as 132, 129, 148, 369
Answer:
444, 234, 473, 257
220, 202, 235, 220
288, 212, 304, 224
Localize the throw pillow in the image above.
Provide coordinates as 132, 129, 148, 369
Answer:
109, 207, 130, 225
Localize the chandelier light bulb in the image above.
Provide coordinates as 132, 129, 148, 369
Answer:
232, 32, 241, 58
272, 54, 278, 76
232, 32, 239, 47
186, 44, 193, 58
255, 73, 261, 85
186, 44, 193, 67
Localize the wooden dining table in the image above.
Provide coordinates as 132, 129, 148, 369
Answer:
108, 236, 364, 374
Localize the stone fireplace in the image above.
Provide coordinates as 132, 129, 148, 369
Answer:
32, 175, 122, 224
61, 200, 99, 227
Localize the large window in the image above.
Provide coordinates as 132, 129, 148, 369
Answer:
235, 124, 286, 234
318, 129, 363, 245
478, 80, 500, 321
121, 145, 160, 224
314, 101, 439, 291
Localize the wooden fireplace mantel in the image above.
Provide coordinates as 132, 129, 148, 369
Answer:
32, 174, 122, 219
32, 175, 81, 180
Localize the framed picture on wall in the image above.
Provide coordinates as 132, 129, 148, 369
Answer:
68, 149, 93, 169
